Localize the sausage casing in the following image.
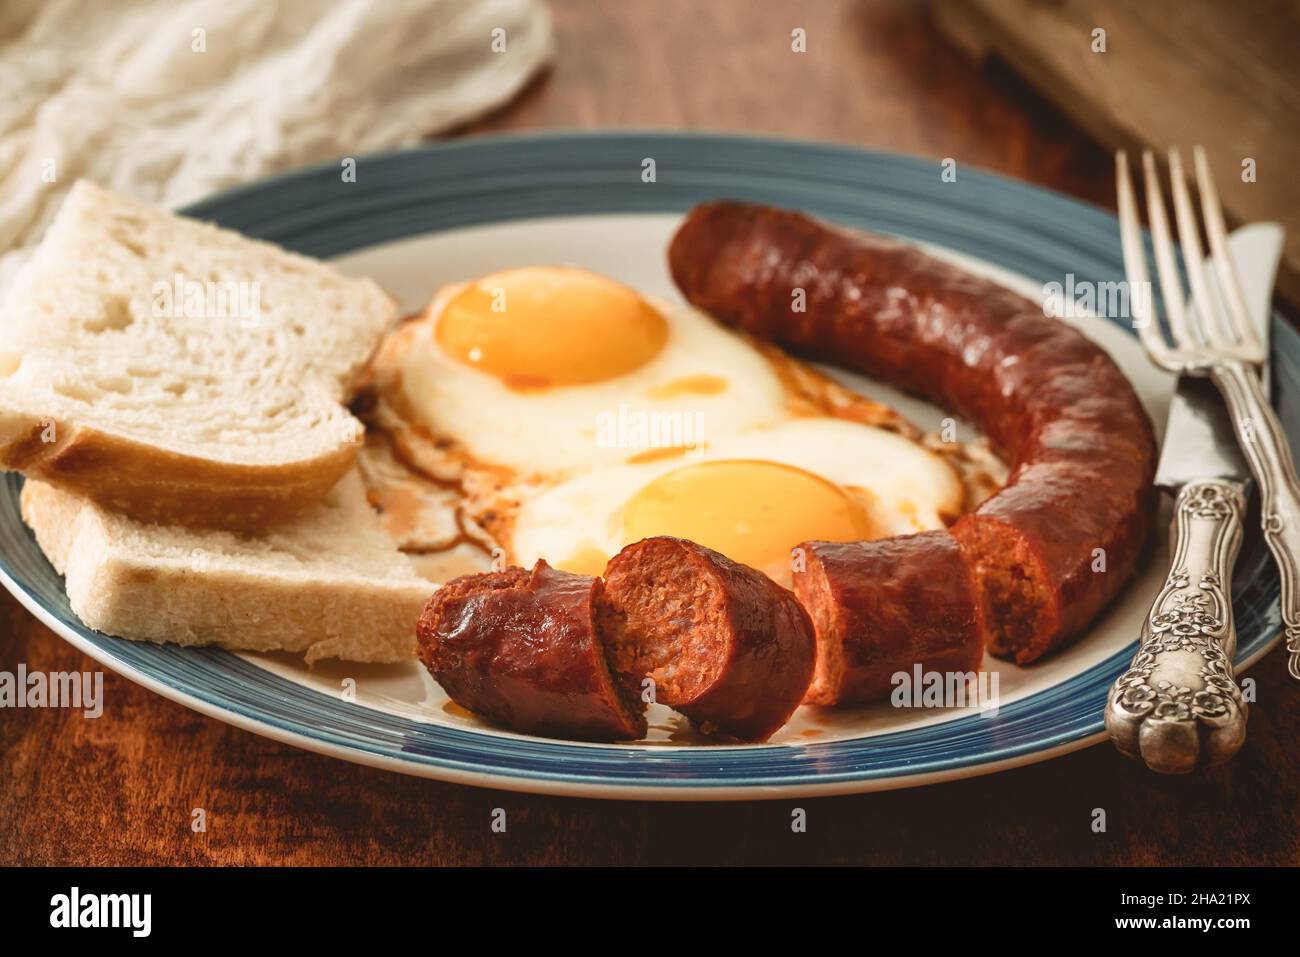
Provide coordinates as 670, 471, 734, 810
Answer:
416, 561, 647, 741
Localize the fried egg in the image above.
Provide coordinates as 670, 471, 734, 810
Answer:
509, 418, 963, 585
386, 267, 801, 476
364, 265, 972, 585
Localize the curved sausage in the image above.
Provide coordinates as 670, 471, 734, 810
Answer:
416, 561, 647, 741
669, 201, 1156, 664
601, 536, 815, 741
793, 533, 984, 705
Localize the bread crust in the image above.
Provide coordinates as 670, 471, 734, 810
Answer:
1, 405, 360, 530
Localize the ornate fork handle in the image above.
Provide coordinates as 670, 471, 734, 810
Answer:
1105, 480, 1247, 773
1211, 361, 1300, 680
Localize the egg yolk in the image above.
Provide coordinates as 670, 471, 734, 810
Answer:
620, 459, 876, 580
435, 267, 669, 389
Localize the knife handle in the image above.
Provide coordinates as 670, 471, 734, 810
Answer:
1210, 361, 1300, 682
1105, 479, 1247, 773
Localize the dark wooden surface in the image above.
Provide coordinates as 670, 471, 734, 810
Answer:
3, 0, 1297, 866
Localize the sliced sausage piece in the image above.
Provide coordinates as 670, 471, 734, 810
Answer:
600, 536, 815, 742
416, 561, 647, 741
668, 201, 1156, 664
792, 533, 985, 705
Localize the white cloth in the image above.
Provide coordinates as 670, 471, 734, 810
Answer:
0, 0, 554, 296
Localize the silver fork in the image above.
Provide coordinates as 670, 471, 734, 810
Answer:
1117, 146, 1300, 681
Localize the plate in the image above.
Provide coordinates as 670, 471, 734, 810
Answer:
0, 133, 1291, 799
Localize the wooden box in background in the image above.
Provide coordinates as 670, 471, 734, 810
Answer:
933, 0, 1300, 308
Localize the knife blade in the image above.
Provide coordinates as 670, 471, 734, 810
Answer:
1157, 224, 1282, 488
1190, 222, 1283, 395
1156, 378, 1249, 488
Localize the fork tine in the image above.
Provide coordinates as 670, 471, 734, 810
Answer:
1167, 148, 1217, 348
1193, 146, 1264, 355
1142, 150, 1196, 353
1116, 151, 1172, 365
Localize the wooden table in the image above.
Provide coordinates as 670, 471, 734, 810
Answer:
4, 0, 1298, 867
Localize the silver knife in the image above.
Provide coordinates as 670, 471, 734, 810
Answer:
1105, 224, 1282, 774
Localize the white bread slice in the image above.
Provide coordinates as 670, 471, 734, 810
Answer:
0, 181, 396, 529
20, 471, 432, 663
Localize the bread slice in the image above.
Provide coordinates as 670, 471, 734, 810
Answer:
20, 471, 432, 663
0, 181, 396, 529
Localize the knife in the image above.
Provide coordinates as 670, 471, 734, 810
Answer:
1104, 224, 1282, 774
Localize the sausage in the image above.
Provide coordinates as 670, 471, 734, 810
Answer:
420, 541, 815, 743
601, 536, 815, 741
669, 201, 1156, 664
416, 561, 647, 741
792, 533, 984, 705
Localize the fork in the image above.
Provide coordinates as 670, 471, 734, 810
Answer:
1117, 146, 1300, 681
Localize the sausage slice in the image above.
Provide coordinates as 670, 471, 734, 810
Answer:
792, 533, 985, 705
600, 537, 816, 742
417, 561, 647, 741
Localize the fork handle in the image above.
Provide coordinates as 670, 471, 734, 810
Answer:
1211, 360, 1300, 680
1105, 479, 1247, 773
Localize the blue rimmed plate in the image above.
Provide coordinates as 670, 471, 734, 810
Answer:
0, 133, 1292, 799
